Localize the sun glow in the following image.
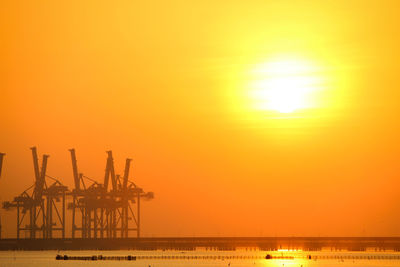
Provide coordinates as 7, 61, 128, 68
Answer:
248, 58, 324, 113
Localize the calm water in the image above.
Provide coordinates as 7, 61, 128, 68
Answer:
1, 250, 400, 267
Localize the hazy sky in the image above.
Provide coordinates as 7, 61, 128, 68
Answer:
1, 0, 400, 237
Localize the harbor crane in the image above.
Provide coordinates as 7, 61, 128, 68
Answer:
3, 147, 67, 239
68, 149, 153, 238
2, 147, 153, 239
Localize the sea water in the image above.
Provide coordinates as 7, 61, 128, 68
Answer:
1, 250, 400, 267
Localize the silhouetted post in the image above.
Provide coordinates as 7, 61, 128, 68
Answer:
88, 211, 91, 238
137, 194, 140, 238
46, 195, 51, 238
0, 153, 5, 178
82, 209, 85, 238
0, 153, 4, 239
106, 212, 110, 238
17, 201, 20, 239
100, 208, 104, 238
62, 190, 65, 238
112, 210, 116, 238
41, 199, 45, 238
30, 206, 35, 238
83, 210, 87, 238
94, 209, 98, 238
72, 194, 76, 238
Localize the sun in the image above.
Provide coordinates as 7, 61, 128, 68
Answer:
248, 58, 323, 113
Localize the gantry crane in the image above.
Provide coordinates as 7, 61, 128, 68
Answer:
68, 149, 153, 238
3, 147, 67, 239
68, 148, 108, 238
2, 147, 153, 239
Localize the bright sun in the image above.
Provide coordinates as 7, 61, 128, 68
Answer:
248, 58, 323, 113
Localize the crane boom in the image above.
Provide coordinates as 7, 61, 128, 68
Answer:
31, 147, 40, 181
108, 151, 117, 191
122, 158, 132, 190
31, 147, 49, 202
34, 154, 48, 202
69, 149, 80, 191
103, 151, 117, 192
103, 153, 111, 191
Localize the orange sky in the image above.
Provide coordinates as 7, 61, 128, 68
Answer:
1, 0, 400, 237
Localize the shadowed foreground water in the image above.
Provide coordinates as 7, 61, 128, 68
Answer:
1, 250, 400, 267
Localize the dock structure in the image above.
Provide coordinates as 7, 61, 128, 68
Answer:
0, 237, 400, 251
2, 147, 154, 240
